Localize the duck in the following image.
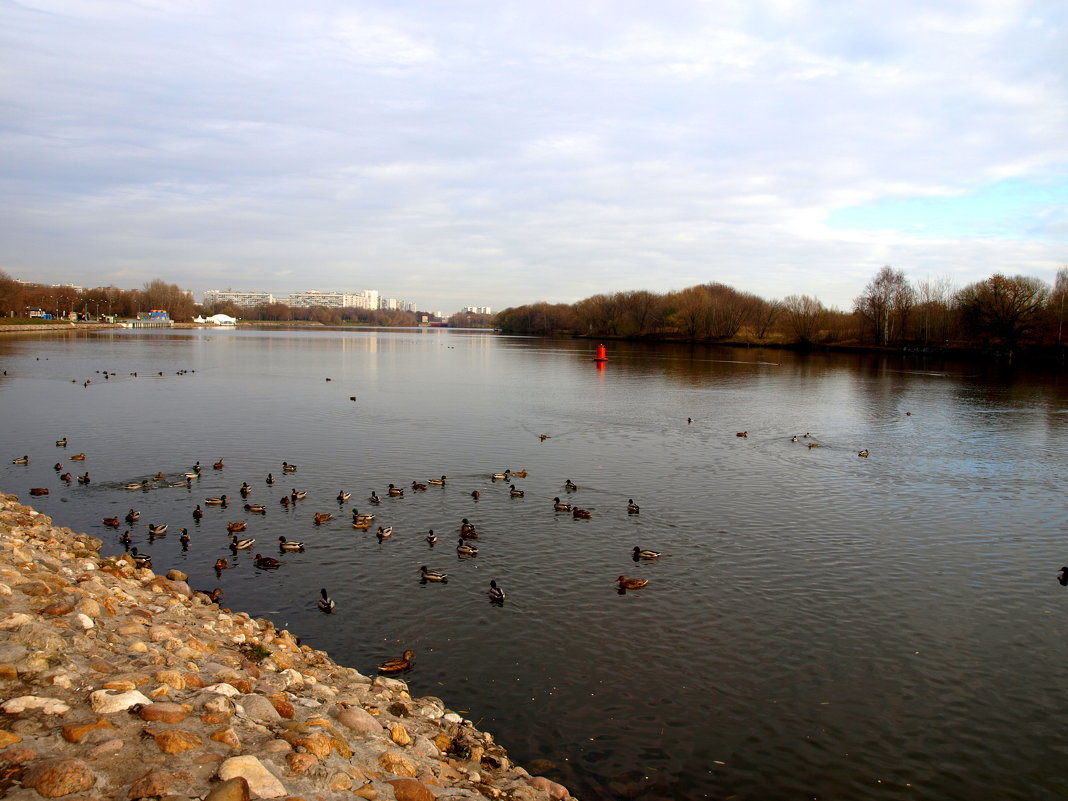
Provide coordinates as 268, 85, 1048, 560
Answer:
460, 519, 478, 538
182, 472, 200, 480
28, 487, 49, 496
420, 566, 448, 583
425, 530, 438, 545
192, 461, 202, 473
313, 512, 333, 525
1058, 567, 1068, 587
55, 438, 67, 447
351, 509, 375, 523
564, 479, 578, 491
125, 509, 140, 524
317, 587, 335, 613
428, 475, 447, 485
129, 548, 152, 568
487, 580, 506, 602
617, 575, 649, 590
102, 516, 120, 528
240, 482, 252, 497
539, 433, 551, 440
337, 491, 351, 502
230, 535, 255, 550
510, 470, 527, 478
213, 459, 224, 470
214, 558, 229, 571
282, 461, 297, 472
377, 649, 414, 674
226, 521, 247, 533
352, 519, 371, 530
254, 553, 282, 569
858, 449, 870, 458
60, 472, 72, 483
53, 462, 63, 471
266, 473, 276, 485
279, 496, 290, 507
410, 481, 427, 491
147, 523, 168, 536
491, 470, 510, 481
291, 489, 307, 501
11, 455, 29, 465
790, 435, 799, 442
153, 472, 165, 481
125, 480, 150, 490
192, 505, 204, 520
803, 432, 813, 438
205, 495, 228, 506
736, 431, 748, 438
627, 499, 640, 514
179, 528, 190, 547
456, 538, 478, 556
244, 503, 266, 514
387, 484, 404, 497
552, 497, 571, 511
119, 530, 133, 546
633, 546, 661, 560
572, 507, 592, 519
807, 442, 820, 449
470, 490, 480, 500
198, 587, 223, 603
376, 526, 393, 540
509, 484, 524, 497
70, 453, 86, 461
77, 472, 90, 484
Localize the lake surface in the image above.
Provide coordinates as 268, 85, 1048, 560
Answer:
2, 326, 1067, 801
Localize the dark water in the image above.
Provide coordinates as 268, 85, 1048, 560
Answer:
2, 327, 1067, 801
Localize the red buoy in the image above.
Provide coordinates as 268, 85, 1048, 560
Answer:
594, 344, 608, 362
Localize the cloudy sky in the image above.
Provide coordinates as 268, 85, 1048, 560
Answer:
2, 0, 1065, 313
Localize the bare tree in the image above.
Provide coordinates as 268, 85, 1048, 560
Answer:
782, 294, 827, 343
955, 273, 1050, 348
854, 266, 915, 345
1053, 266, 1068, 347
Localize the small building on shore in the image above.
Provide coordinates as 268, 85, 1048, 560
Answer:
202, 313, 238, 326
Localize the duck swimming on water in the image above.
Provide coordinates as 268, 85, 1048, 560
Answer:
318, 587, 335, 613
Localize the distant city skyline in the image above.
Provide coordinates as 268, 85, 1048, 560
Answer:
2, 2, 1064, 312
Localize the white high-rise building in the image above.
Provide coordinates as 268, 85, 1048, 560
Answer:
203, 290, 275, 306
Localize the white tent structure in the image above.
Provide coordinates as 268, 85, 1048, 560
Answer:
204, 313, 237, 326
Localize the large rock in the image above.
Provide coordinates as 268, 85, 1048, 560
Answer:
238, 693, 281, 723
20, 758, 96, 797
336, 706, 383, 736
89, 689, 152, 713
217, 756, 287, 798
387, 778, 435, 801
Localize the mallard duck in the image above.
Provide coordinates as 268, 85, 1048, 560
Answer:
198, 587, 223, 603
425, 530, 438, 545
1058, 567, 1068, 586
179, 528, 190, 547
564, 479, 578, 491
244, 503, 266, 514
617, 575, 648, 590
539, 433, 551, 440
266, 473, 275, 484
510, 470, 527, 478
119, 530, 132, 546
125, 509, 140, 524
125, 480, 150, 490
60, 472, 72, 483
387, 483, 404, 497
572, 507, 592, 519
459, 519, 478, 538
192, 505, 203, 520
633, 546, 661, 559
102, 516, 120, 528
858, 449, 870, 457
487, 580, 506, 602
337, 491, 351, 502
428, 475, 447, 485
627, 499, 640, 514
352, 518, 371, 530
411, 481, 427, 491
457, 538, 478, 555
509, 484, 524, 497
291, 489, 307, 501
376, 526, 393, 540
240, 482, 252, 497
420, 565, 447, 582
205, 495, 228, 506
317, 587, 335, 613
182, 472, 200, 480
552, 497, 571, 511
214, 558, 229, 571
313, 512, 333, 524
736, 431, 748, 438
491, 470, 510, 480
282, 461, 297, 472
11, 455, 28, 465
70, 453, 86, 460
377, 649, 414, 674
369, 491, 381, 504
153, 472, 165, 481
790, 435, 799, 442
803, 432, 813, 438
279, 496, 290, 507
53, 462, 63, 471
471, 490, 480, 500
226, 521, 247, 533
77, 472, 90, 484
352, 509, 375, 522
230, 535, 255, 550
56, 438, 67, 447
147, 523, 168, 536
129, 548, 152, 568
254, 553, 281, 569
192, 461, 201, 473
213, 459, 224, 470
807, 442, 820, 449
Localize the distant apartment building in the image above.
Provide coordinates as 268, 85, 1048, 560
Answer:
203, 289, 275, 307
286, 290, 382, 309
463, 306, 492, 315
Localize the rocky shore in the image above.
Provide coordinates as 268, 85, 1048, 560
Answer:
0, 492, 573, 801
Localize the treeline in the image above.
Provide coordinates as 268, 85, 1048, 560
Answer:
0, 275, 198, 322
496, 267, 1068, 352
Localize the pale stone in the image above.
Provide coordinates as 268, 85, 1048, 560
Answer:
336, 706, 383, 736
1, 695, 71, 715
89, 689, 152, 713
279, 668, 305, 688
75, 613, 95, 629
442, 712, 463, 724
204, 682, 240, 697
218, 755, 287, 798
0, 613, 31, 629
203, 776, 251, 801
238, 694, 281, 723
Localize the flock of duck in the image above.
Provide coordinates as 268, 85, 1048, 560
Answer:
12, 445, 659, 676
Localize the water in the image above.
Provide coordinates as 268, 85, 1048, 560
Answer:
2, 327, 1067, 801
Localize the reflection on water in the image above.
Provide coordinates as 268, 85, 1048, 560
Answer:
2, 328, 1067, 801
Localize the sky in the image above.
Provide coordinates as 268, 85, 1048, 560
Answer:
1, 0, 1066, 314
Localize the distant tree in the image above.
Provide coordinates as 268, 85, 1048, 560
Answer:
1052, 265, 1068, 347
914, 276, 956, 345
751, 299, 783, 339
782, 294, 827, 343
955, 273, 1049, 348
0, 270, 26, 317
854, 266, 915, 345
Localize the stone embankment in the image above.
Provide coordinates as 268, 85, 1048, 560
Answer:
0, 493, 572, 801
